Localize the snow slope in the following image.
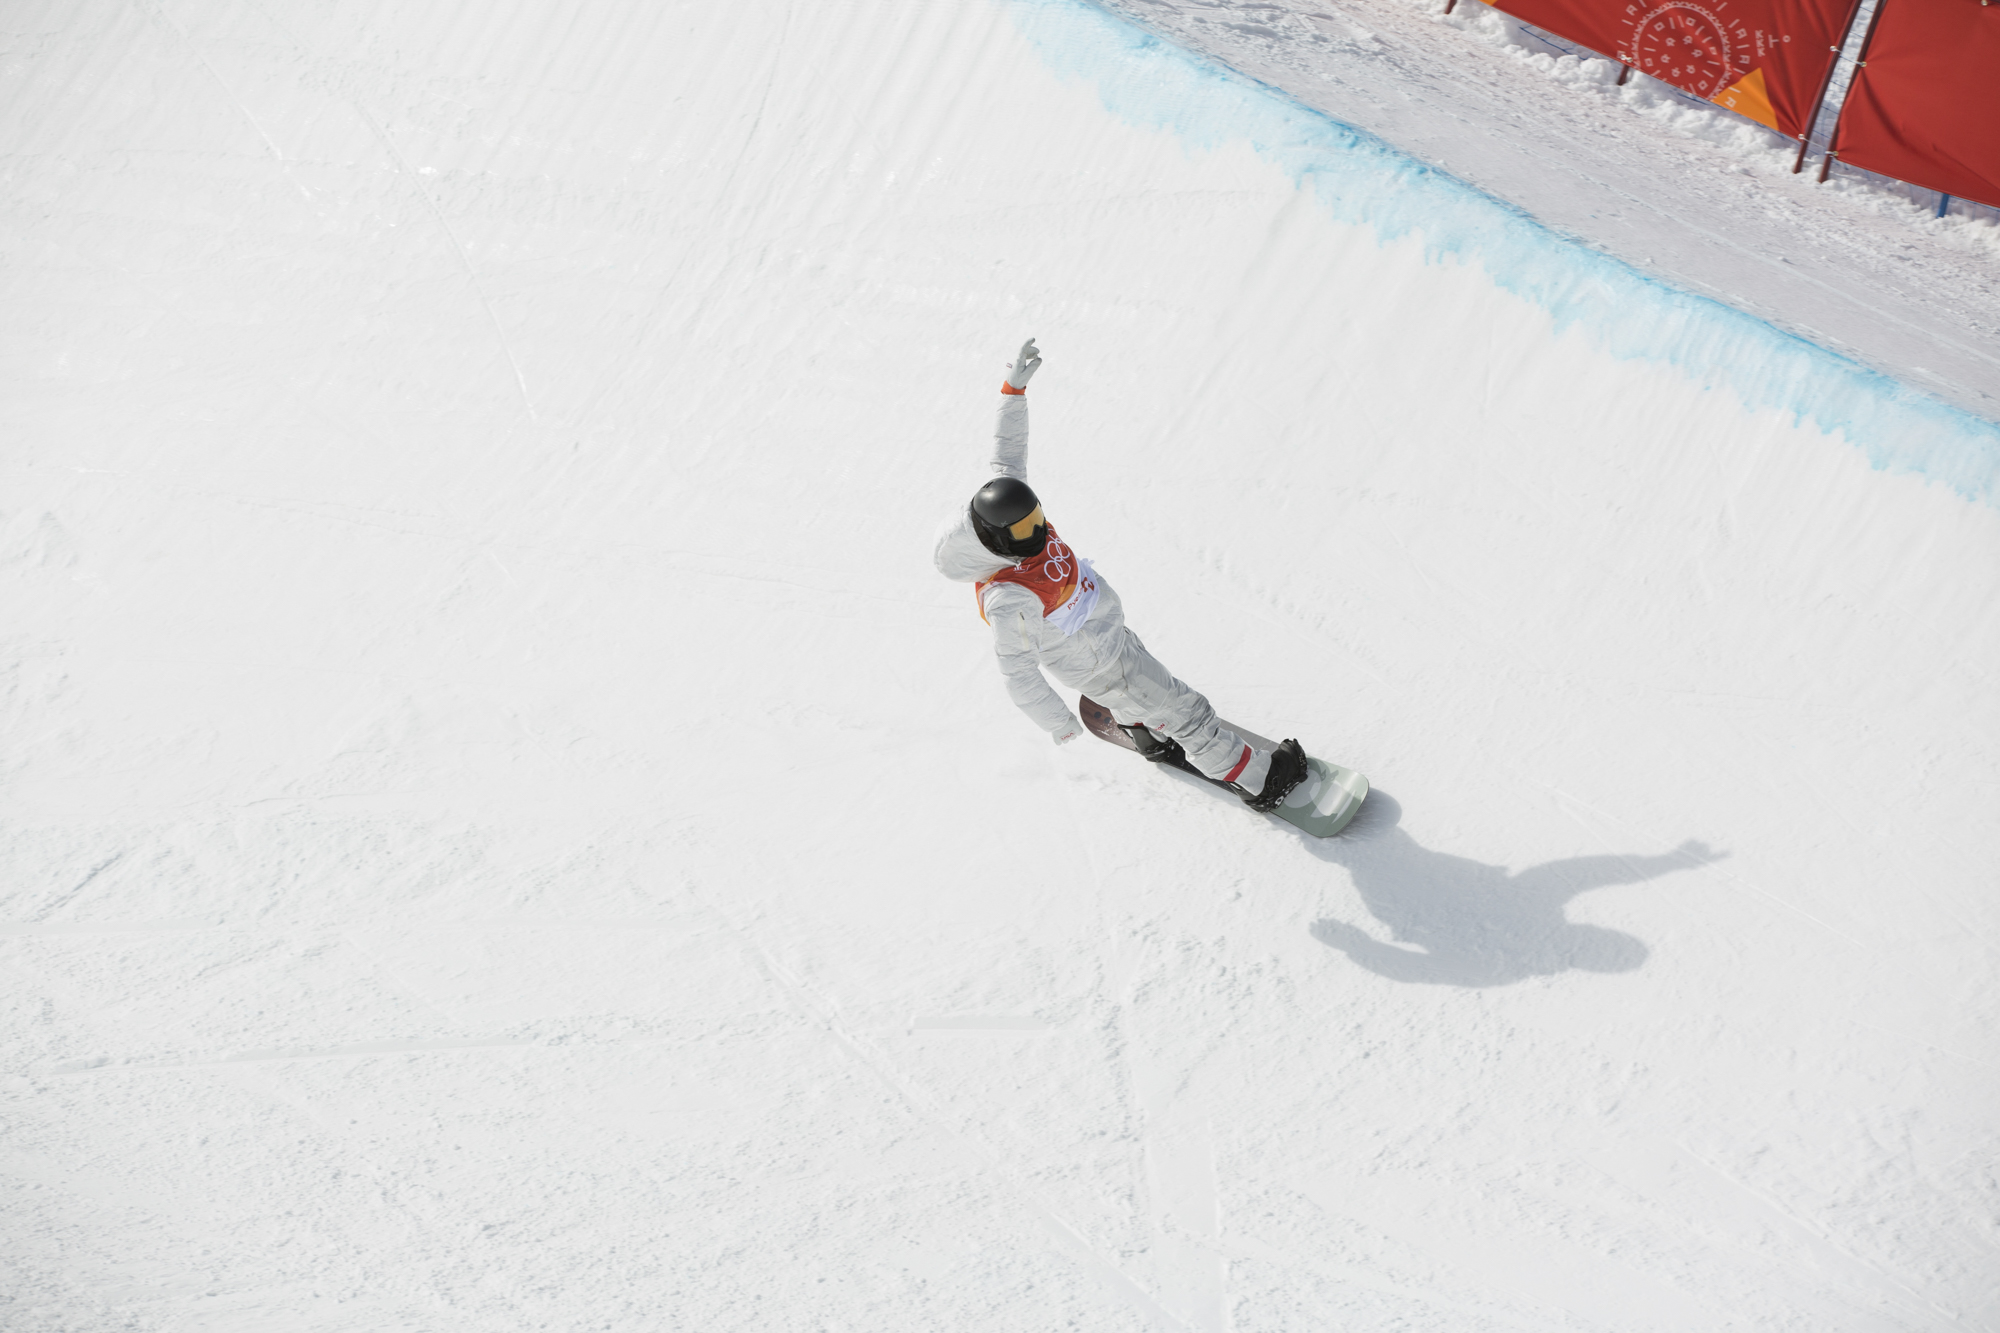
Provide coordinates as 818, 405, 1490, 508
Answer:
1092, 0, 2000, 422
4, 1, 1997, 1329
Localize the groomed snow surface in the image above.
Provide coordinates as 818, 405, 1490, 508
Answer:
5, 2, 1998, 1330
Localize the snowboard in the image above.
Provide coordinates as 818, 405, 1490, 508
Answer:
1078, 695, 1369, 838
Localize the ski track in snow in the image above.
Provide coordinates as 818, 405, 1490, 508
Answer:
3, 0, 1998, 1329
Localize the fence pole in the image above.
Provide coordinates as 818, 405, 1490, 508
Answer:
1617, 63, 1632, 85
1937, 193, 1952, 217
1813, 0, 1894, 182
1792, 0, 1869, 173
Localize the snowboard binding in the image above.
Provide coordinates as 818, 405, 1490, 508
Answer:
1121, 721, 1306, 812
1241, 738, 1308, 812
1118, 722, 1188, 766
1078, 695, 1369, 839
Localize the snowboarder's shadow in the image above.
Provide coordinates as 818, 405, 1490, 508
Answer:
1304, 791, 1725, 986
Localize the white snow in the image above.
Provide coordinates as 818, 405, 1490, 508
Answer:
3, 1, 1997, 1330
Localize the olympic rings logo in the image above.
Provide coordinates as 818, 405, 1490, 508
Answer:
1041, 538, 1073, 581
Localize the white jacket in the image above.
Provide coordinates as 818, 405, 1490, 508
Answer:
932, 393, 1129, 738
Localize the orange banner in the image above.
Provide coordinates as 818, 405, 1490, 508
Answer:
1830, 0, 2000, 208
1484, 0, 1859, 140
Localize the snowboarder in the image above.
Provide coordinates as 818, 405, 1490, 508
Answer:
932, 339, 1308, 811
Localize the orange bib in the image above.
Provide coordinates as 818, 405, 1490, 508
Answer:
976, 524, 1080, 622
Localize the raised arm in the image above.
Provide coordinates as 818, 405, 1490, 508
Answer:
989, 338, 1039, 479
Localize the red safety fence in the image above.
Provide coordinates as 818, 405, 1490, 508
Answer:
1482, 0, 1861, 139
1826, 0, 2000, 208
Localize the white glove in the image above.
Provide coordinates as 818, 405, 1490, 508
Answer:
1052, 717, 1081, 746
1007, 338, 1041, 391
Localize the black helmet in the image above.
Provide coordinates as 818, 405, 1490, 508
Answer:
969, 476, 1048, 559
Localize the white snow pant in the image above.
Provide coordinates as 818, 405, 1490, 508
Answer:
1082, 628, 1270, 789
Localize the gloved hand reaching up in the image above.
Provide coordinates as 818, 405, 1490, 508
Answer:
1006, 338, 1041, 391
